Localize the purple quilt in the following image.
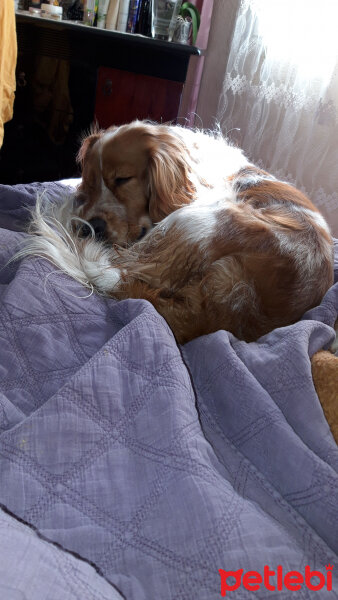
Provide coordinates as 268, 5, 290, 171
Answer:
0, 181, 337, 599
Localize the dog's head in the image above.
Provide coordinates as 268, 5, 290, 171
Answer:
76, 121, 197, 245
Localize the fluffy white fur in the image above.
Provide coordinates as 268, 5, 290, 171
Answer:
15, 196, 120, 294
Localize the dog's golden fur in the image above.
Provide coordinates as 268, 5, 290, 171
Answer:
20, 120, 334, 345
72, 121, 333, 343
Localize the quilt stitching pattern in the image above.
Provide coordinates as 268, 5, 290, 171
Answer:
0, 183, 337, 599
193, 386, 337, 559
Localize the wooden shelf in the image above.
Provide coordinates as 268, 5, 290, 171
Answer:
16, 10, 202, 58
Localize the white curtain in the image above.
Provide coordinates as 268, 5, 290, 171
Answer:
217, 0, 338, 235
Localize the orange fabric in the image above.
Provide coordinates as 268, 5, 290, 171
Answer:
0, 0, 17, 148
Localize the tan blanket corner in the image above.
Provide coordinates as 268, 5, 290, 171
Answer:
311, 350, 338, 444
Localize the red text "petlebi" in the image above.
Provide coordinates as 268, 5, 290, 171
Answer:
219, 565, 333, 596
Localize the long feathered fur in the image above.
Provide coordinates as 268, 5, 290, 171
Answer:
15, 195, 121, 294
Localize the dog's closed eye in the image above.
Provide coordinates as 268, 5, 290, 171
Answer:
115, 177, 133, 186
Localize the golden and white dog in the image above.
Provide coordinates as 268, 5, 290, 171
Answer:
19, 120, 334, 344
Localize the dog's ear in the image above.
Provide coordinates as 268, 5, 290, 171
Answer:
77, 130, 103, 170
146, 128, 196, 222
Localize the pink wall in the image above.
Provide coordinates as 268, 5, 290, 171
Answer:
179, 0, 239, 129
178, 0, 214, 126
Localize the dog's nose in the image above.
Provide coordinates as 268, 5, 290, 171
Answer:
137, 226, 148, 240
81, 218, 107, 239
89, 217, 107, 237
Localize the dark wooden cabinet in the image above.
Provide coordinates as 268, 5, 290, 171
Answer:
95, 67, 184, 128
0, 12, 200, 184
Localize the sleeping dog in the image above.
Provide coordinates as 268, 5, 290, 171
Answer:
19, 120, 334, 344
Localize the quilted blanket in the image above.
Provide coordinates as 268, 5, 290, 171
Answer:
0, 181, 337, 599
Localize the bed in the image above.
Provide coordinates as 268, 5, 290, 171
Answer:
0, 180, 337, 599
